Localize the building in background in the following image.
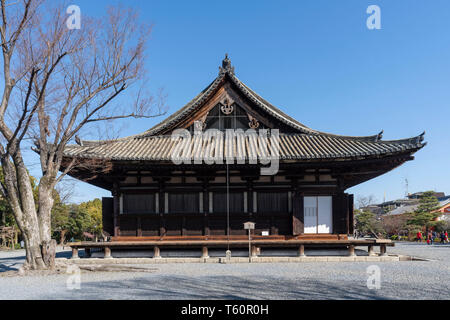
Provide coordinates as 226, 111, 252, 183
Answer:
363, 192, 449, 218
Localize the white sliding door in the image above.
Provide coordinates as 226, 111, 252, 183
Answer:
303, 196, 333, 234
304, 196, 318, 234
317, 196, 333, 234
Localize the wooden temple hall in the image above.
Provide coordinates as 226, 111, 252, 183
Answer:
64, 56, 425, 258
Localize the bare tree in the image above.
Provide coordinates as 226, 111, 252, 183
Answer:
0, 0, 165, 269
381, 214, 410, 237
356, 195, 377, 209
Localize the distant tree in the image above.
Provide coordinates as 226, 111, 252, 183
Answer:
52, 198, 103, 242
355, 209, 384, 238
381, 213, 411, 237
78, 199, 102, 237
50, 193, 70, 244
66, 205, 98, 241
407, 191, 441, 233
356, 195, 377, 209
0, 168, 38, 228
434, 220, 450, 233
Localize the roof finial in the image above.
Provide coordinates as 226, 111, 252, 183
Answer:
220, 53, 234, 75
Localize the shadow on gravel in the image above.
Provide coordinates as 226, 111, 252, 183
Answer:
0, 263, 19, 272
0, 250, 72, 273
0, 254, 25, 272
45, 274, 393, 300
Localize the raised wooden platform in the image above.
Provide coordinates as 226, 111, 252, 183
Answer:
68, 236, 393, 260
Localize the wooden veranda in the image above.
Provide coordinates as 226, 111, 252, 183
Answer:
68, 236, 394, 260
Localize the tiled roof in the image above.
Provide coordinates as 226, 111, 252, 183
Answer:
63, 56, 426, 162
64, 133, 425, 162
386, 205, 419, 216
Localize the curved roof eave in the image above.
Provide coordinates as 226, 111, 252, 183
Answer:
76, 57, 426, 148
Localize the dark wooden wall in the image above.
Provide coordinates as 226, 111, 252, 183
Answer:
102, 197, 114, 236
104, 190, 353, 237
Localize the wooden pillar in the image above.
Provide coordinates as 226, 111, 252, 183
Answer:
159, 180, 166, 237
153, 246, 161, 258
348, 244, 356, 257
203, 181, 209, 237
201, 246, 209, 259
137, 216, 142, 237
247, 179, 253, 215
159, 213, 165, 237
292, 190, 304, 235
204, 212, 209, 237
112, 182, 120, 237
104, 247, 112, 259
182, 216, 186, 236
270, 216, 276, 235
368, 245, 375, 256
298, 244, 306, 257
380, 244, 387, 256
71, 247, 79, 260
348, 194, 354, 235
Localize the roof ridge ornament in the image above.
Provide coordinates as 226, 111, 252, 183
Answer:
376, 130, 384, 142
418, 131, 426, 143
219, 53, 235, 75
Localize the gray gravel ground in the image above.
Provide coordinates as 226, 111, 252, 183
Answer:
0, 242, 449, 300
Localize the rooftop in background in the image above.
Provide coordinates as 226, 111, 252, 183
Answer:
362, 191, 449, 216
407, 192, 446, 200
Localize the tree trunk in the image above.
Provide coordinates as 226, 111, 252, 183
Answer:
1, 157, 48, 270
22, 225, 46, 270
38, 179, 56, 269
60, 230, 67, 245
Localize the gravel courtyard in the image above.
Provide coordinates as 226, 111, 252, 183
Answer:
0, 242, 449, 300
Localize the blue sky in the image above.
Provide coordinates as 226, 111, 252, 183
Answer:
47, 0, 450, 204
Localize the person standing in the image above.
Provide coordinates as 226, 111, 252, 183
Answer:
441, 231, 446, 244
416, 231, 422, 243
427, 231, 432, 245
445, 230, 449, 243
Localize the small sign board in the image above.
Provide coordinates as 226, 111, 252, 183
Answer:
244, 222, 255, 230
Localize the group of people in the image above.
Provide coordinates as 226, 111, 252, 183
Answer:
416, 230, 449, 245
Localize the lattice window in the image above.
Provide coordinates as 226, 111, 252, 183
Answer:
204, 104, 250, 131
212, 192, 245, 213
257, 192, 288, 214
122, 194, 156, 214
168, 192, 200, 213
